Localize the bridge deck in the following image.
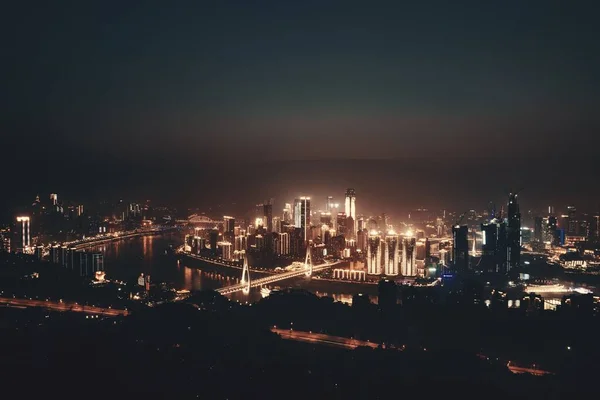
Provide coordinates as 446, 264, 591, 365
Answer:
217, 262, 340, 295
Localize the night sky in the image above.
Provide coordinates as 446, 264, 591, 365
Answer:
2, 1, 599, 217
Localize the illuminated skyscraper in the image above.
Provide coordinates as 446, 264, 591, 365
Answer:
452, 225, 469, 273
50, 193, 58, 206
283, 203, 292, 223
223, 216, 235, 235
336, 212, 347, 236
345, 189, 356, 219
384, 232, 399, 276
263, 202, 273, 232
50, 244, 60, 264
294, 197, 311, 242
367, 230, 382, 275
15, 216, 31, 253
320, 212, 332, 226
344, 189, 356, 238
592, 214, 600, 241
566, 205, 577, 235
326, 196, 334, 212
506, 192, 521, 272
346, 216, 355, 239
234, 235, 247, 251
533, 217, 543, 243
218, 241, 233, 260
276, 232, 290, 255
480, 219, 507, 273
401, 236, 417, 276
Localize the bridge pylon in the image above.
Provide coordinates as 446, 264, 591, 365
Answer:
304, 244, 313, 277
241, 252, 251, 294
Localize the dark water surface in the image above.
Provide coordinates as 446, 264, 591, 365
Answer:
92, 233, 376, 304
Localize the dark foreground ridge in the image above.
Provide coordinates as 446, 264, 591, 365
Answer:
1, 287, 597, 400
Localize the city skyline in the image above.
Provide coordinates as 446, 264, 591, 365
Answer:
2, 2, 600, 397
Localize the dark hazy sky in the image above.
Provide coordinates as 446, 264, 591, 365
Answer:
2, 0, 599, 216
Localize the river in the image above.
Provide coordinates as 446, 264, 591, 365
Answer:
90, 233, 377, 304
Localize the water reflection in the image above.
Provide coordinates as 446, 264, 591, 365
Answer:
91, 234, 365, 303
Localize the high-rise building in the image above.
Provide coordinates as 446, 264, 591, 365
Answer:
128, 203, 141, 218
234, 235, 247, 252
255, 234, 265, 250
283, 203, 292, 223
567, 205, 577, 235
546, 216, 558, 245
276, 232, 290, 256
439, 248, 449, 266
218, 241, 233, 260
344, 189, 356, 220
209, 230, 219, 255
346, 216, 355, 239
329, 202, 340, 230
506, 193, 521, 272
35, 245, 44, 260
66, 247, 77, 270
336, 212, 347, 237
15, 216, 31, 253
326, 196, 334, 212
480, 219, 507, 273
50, 244, 60, 264
357, 217, 365, 231
294, 197, 311, 242
223, 216, 235, 235
0, 227, 11, 253
263, 202, 273, 232
272, 216, 281, 233
320, 212, 332, 226
76, 251, 104, 276
192, 236, 205, 254
344, 189, 356, 239
50, 193, 58, 206
533, 217, 543, 242
416, 238, 429, 261
357, 228, 368, 253
90, 252, 104, 274
366, 231, 382, 275
401, 236, 417, 276
452, 225, 469, 273
592, 214, 600, 241
384, 232, 399, 276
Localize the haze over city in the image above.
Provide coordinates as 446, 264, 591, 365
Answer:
2, 2, 600, 398
3, 1, 600, 217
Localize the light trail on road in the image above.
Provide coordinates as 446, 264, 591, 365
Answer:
0, 297, 128, 316
272, 328, 378, 350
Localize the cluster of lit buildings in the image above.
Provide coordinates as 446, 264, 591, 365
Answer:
184, 189, 448, 279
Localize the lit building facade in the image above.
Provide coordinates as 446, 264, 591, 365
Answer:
366, 231, 382, 275
452, 225, 469, 273
294, 197, 311, 242
276, 232, 290, 255
223, 216, 235, 234
263, 202, 273, 232
15, 216, 31, 253
344, 189, 356, 239
506, 192, 521, 272
218, 241, 233, 260
401, 236, 417, 276
384, 233, 399, 276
